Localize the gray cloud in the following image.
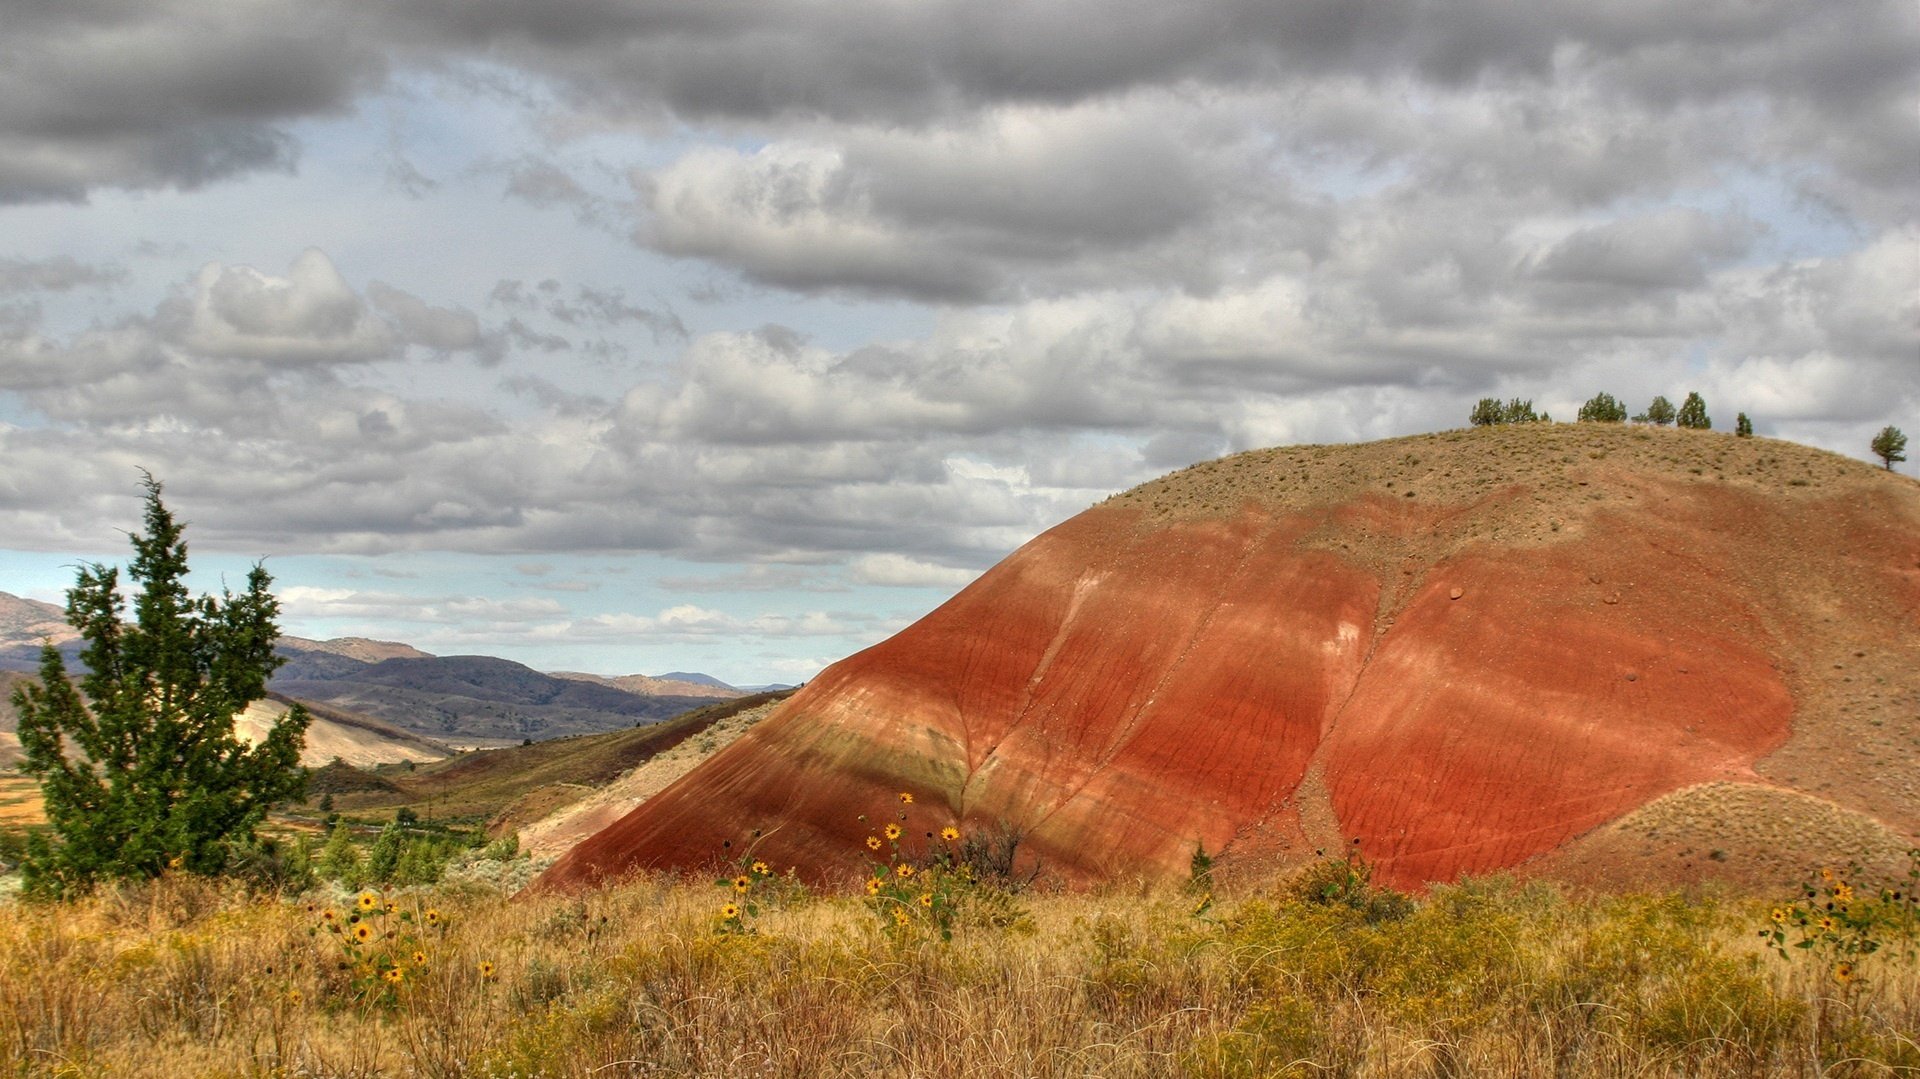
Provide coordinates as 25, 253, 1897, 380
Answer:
0, 0, 385, 201
1525, 209, 1760, 290
1, 0, 1912, 597
0, 256, 128, 293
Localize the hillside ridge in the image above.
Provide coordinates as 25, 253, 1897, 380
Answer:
538, 425, 1920, 894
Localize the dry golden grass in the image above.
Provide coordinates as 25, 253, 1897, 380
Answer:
2, 864, 1915, 1078
0, 777, 40, 827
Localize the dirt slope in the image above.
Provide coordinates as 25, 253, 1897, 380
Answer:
539, 425, 1920, 893
234, 694, 453, 768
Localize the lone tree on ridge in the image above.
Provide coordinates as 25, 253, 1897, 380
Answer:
1637, 395, 1677, 426
11, 475, 309, 896
1470, 398, 1544, 426
1676, 392, 1711, 430
1736, 412, 1753, 437
1577, 392, 1628, 423
1871, 425, 1907, 470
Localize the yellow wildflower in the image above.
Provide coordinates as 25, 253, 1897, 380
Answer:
424, 908, 441, 927
1834, 962, 1856, 985
1769, 907, 1788, 924
478, 960, 497, 980
751, 860, 770, 876
866, 877, 884, 895
357, 892, 380, 912
383, 966, 404, 985
899, 792, 914, 804
721, 903, 741, 920
918, 892, 933, 908
352, 924, 374, 944
884, 823, 902, 841
940, 826, 960, 842
893, 908, 911, 926
732, 874, 752, 894
866, 835, 883, 850
895, 864, 915, 879
411, 951, 427, 967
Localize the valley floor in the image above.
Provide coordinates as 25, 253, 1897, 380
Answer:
2, 861, 1916, 1078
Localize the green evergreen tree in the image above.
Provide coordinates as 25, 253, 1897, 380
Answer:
1637, 396, 1676, 425
1676, 392, 1711, 430
318, 822, 362, 886
1470, 397, 1543, 426
1735, 412, 1753, 438
1578, 392, 1628, 423
10, 476, 309, 896
1501, 398, 1540, 423
366, 821, 404, 883
1871, 425, 1907, 470
394, 838, 443, 886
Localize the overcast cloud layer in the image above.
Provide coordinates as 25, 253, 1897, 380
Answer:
1, 0, 1915, 679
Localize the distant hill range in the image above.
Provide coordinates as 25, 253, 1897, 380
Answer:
0, 591, 747, 749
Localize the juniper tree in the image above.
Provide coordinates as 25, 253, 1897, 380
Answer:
1676, 392, 1711, 430
11, 476, 308, 896
1872, 425, 1907, 470
1502, 398, 1540, 423
1638, 396, 1676, 426
1736, 412, 1753, 438
1470, 397, 1541, 426
1578, 392, 1628, 423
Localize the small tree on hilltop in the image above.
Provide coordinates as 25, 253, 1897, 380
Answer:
1578, 392, 1628, 423
1871, 425, 1907, 470
1736, 412, 1753, 438
11, 475, 309, 896
1637, 395, 1677, 426
1675, 392, 1711, 430
1502, 398, 1542, 423
1470, 398, 1544, 426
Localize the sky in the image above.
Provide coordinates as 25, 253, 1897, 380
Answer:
1, 0, 1915, 686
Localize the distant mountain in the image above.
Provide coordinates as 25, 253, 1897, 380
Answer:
0, 592, 744, 746
658, 671, 737, 691
271, 652, 718, 745
281, 636, 433, 663
0, 592, 74, 650
550, 671, 742, 700
1, 664, 451, 770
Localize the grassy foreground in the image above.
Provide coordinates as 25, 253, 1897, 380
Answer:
2, 860, 1916, 1079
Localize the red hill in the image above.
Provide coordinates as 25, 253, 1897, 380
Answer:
538, 425, 1920, 893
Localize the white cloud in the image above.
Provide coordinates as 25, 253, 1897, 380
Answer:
847, 553, 980, 589
280, 585, 566, 625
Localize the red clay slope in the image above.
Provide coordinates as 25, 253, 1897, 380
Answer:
538, 426, 1920, 892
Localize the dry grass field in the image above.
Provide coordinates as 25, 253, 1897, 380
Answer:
1, 852, 1915, 1078
0, 776, 40, 829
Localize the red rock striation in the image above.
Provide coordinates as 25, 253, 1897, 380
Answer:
538, 426, 1920, 892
